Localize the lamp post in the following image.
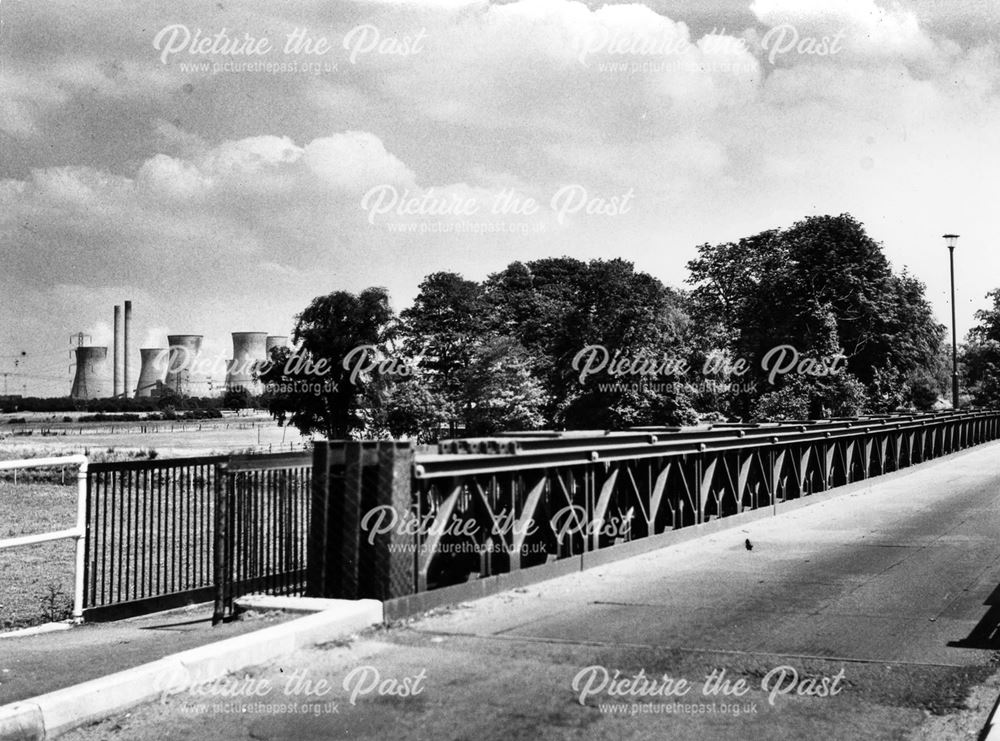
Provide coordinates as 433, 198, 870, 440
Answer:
943, 234, 960, 409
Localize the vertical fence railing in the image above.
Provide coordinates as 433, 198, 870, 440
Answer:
87, 451, 312, 622
84, 455, 226, 618
73, 411, 1000, 622
212, 452, 312, 623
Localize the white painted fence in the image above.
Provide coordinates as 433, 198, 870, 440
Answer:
0, 455, 88, 622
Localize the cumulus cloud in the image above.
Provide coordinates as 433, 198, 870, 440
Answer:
2, 131, 421, 292
376, 0, 761, 134
3, 0, 1000, 395
750, 0, 940, 66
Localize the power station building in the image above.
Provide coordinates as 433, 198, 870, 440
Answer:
68, 302, 289, 399
164, 334, 209, 397
69, 346, 111, 400
226, 332, 268, 395
135, 348, 168, 398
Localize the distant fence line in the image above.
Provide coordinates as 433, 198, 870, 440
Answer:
6, 421, 283, 437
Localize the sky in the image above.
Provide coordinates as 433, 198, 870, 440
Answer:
1, 0, 999, 396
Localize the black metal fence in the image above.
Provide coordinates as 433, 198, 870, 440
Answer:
84, 451, 310, 620
84, 455, 224, 617
213, 453, 312, 623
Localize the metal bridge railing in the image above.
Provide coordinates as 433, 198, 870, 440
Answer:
309, 410, 1000, 609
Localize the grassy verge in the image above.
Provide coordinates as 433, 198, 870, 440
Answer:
0, 480, 76, 630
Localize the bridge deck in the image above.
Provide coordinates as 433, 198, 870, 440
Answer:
64, 440, 1000, 740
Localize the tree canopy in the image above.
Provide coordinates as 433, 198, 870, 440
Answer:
686, 214, 944, 417
259, 287, 395, 439
263, 214, 954, 440
963, 289, 1000, 407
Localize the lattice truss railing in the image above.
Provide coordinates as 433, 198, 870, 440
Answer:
410, 412, 1000, 590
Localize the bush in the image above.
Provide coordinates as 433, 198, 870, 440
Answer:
907, 372, 941, 411
696, 410, 729, 424
77, 413, 143, 423
750, 386, 810, 421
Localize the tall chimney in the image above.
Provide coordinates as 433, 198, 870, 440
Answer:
123, 300, 132, 399
113, 305, 122, 398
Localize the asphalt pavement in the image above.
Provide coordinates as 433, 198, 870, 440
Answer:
0, 605, 293, 706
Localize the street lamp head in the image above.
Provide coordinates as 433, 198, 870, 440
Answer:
943, 234, 960, 248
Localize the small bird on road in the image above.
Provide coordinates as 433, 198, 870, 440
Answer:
745, 538, 753, 551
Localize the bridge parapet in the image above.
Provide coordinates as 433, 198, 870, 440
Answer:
308, 410, 1000, 615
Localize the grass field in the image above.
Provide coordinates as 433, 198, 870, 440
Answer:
0, 418, 311, 631
0, 415, 309, 457
0, 480, 76, 630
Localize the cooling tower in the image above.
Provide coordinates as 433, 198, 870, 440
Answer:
123, 300, 132, 399
70, 346, 111, 400
113, 305, 122, 397
265, 335, 288, 352
226, 332, 268, 394
135, 348, 168, 398
164, 334, 207, 397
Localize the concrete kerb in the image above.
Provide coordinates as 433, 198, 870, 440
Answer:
0, 599, 382, 741
233, 595, 348, 614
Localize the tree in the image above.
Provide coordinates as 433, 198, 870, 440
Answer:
222, 387, 251, 410
259, 287, 396, 439
963, 289, 1000, 407
378, 371, 452, 443
484, 257, 690, 428
457, 336, 547, 435
686, 214, 944, 418
399, 272, 488, 432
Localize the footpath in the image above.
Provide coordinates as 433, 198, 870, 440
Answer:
0, 607, 293, 706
